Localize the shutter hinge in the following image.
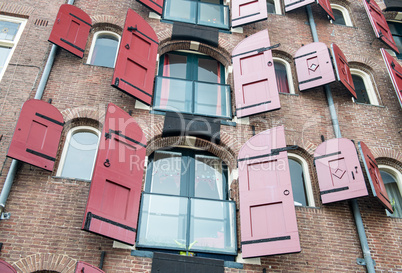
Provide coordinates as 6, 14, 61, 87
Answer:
271, 145, 298, 155
114, 78, 119, 87
105, 132, 111, 139
128, 25, 137, 32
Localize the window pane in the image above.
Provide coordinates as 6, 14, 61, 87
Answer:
389, 22, 402, 55
0, 20, 21, 41
194, 82, 230, 118
154, 77, 193, 113
289, 159, 308, 206
352, 75, 370, 104
274, 61, 290, 93
151, 151, 182, 196
0, 46, 11, 72
381, 171, 402, 218
198, 2, 228, 29
163, 53, 188, 79
198, 58, 220, 83
61, 131, 98, 180
164, 0, 197, 24
194, 155, 224, 199
90, 35, 119, 68
333, 9, 346, 25
267, 0, 275, 14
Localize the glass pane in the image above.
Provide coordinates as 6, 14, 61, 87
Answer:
162, 53, 188, 79
138, 194, 188, 249
274, 61, 290, 93
333, 9, 346, 26
90, 35, 119, 68
164, 0, 197, 24
154, 77, 193, 113
0, 20, 21, 41
352, 75, 370, 104
289, 159, 308, 206
381, 171, 402, 218
194, 82, 230, 118
198, 58, 220, 83
194, 155, 224, 199
61, 131, 98, 180
198, 2, 229, 29
0, 46, 11, 72
190, 198, 236, 254
267, 0, 275, 14
150, 151, 182, 195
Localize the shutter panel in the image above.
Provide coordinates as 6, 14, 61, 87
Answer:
82, 103, 147, 244
48, 4, 92, 58
0, 260, 17, 273
363, 0, 399, 54
317, 0, 335, 21
7, 99, 64, 171
231, 0, 267, 27
232, 30, 280, 117
294, 42, 335, 91
136, 0, 164, 15
358, 141, 393, 213
381, 48, 402, 108
75, 262, 105, 273
314, 138, 368, 204
330, 43, 356, 98
284, 0, 314, 12
112, 9, 159, 105
238, 126, 300, 258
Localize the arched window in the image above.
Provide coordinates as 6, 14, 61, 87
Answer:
350, 68, 379, 105
379, 165, 402, 218
57, 126, 100, 180
267, 0, 281, 15
273, 57, 294, 94
87, 31, 120, 68
330, 4, 353, 27
288, 153, 315, 207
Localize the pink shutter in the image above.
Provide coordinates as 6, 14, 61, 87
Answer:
381, 48, 402, 108
0, 260, 17, 273
330, 43, 356, 98
284, 0, 314, 12
112, 9, 159, 105
238, 126, 300, 258
7, 99, 64, 171
363, 0, 399, 54
48, 4, 92, 58
358, 141, 393, 213
232, 30, 280, 117
314, 138, 368, 204
294, 42, 335, 91
231, 0, 267, 27
82, 103, 147, 244
317, 0, 335, 20
75, 262, 105, 273
136, 0, 164, 15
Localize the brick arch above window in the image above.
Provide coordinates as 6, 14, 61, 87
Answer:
90, 16, 124, 30
14, 254, 77, 273
61, 106, 106, 125
0, 3, 34, 17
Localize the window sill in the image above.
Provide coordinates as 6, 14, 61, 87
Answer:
279, 92, 299, 96
51, 176, 91, 183
354, 102, 385, 108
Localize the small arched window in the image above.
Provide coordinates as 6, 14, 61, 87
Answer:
273, 57, 294, 94
57, 126, 100, 180
87, 31, 120, 68
288, 153, 315, 207
330, 4, 353, 27
379, 165, 402, 218
350, 68, 379, 105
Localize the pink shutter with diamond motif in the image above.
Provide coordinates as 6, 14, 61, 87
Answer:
330, 43, 356, 98
231, 0, 268, 27
381, 48, 402, 108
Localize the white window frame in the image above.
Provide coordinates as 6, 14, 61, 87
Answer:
273, 57, 295, 94
350, 68, 379, 106
86, 31, 121, 68
56, 126, 100, 180
0, 15, 27, 81
267, 0, 282, 15
378, 164, 402, 215
288, 153, 315, 207
330, 4, 353, 27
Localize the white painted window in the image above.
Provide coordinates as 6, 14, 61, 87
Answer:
330, 4, 353, 27
87, 31, 120, 68
350, 68, 379, 105
288, 153, 315, 207
379, 165, 402, 218
273, 57, 295, 94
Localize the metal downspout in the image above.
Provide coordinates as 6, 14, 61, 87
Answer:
0, 0, 75, 217
305, 5, 375, 272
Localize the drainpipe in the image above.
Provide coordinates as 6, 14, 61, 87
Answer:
305, 5, 375, 273
0, 0, 75, 218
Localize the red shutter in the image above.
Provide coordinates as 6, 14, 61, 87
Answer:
381, 48, 402, 108
238, 126, 300, 258
7, 99, 64, 171
48, 4, 92, 58
0, 260, 17, 273
82, 103, 147, 244
363, 0, 399, 54
314, 138, 368, 204
284, 0, 314, 12
294, 42, 335, 91
75, 262, 105, 273
231, 0, 267, 27
317, 0, 335, 21
232, 30, 280, 117
358, 141, 393, 213
136, 0, 164, 15
112, 9, 159, 105
330, 43, 356, 98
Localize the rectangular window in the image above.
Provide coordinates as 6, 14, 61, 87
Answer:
388, 21, 402, 59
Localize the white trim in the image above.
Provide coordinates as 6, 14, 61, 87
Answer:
378, 165, 402, 199
86, 31, 121, 68
288, 153, 315, 207
273, 57, 295, 94
0, 15, 27, 81
330, 4, 353, 27
350, 68, 379, 106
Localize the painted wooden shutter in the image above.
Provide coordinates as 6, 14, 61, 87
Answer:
7, 99, 64, 171
82, 103, 147, 245
136, 0, 164, 15
363, 0, 399, 54
358, 141, 393, 213
330, 43, 356, 98
317, 0, 334, 21
314, 138, 368, 204
284, 0, 314, 12
0, 260, 17, 273
294, 42, 335, 91
112, 9, 159, 105
231, 0, 267, 27
48, 4, 92, 58
232, 30, 280, 117
75, 262, 105, 273
381, 48, 402, 108
238, 126, 300, 258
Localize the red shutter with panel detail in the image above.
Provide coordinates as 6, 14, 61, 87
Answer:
232, 30, 280, 117
238, 126, 300, 258
330, 43, 356, 98
136, 0, 164, 15
75, 262, 105, 273
317, 0, 335, 21
82, 103, 147, 245
363, 0, 399, 53
358, 141, 393, 213
294, 42, 335, 91
7, 99, 64, 171
284, 0, 314, 12
0, 260, 17, 273
231, 0, 267, 27
112, 9, 159, 105
381, 48, 402, 108
314, 138, 368, 204
48, 4, 92, 58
